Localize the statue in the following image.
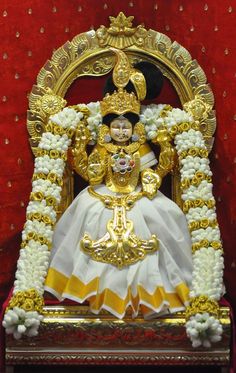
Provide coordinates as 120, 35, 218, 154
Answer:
44, 49, 193, 318
3, 14, 226, 353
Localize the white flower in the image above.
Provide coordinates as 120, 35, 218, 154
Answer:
140, 104, 167, 139
39, 132, 70, 151
85, 101, 103, 143
2, 307, 43, 340
186, 313, 223, 348
165, 108, 193, 127
50, 107, 83, 129
22, 219, 53, 241
175, 129, 206, 153
186, 206, 216, 223
191, 226, 221, 243
181, 180, 213, 201
26, 200, 57, 222
86, 101, 101, 115
140, 104, 166, 125
190, 248, 224, 300
34, 156, 65, 177
180, 156, 211, 179
32, 179, 62, 203
14, 244, 50, 294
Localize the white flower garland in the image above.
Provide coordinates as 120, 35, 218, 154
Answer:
142, 104, 224, 347
3, 106, 83, 338
3, 102, 224, 347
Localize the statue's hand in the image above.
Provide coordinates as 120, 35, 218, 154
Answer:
70, 124, 90, 181
141, 168, 162, 199
73, 124, 90, 153
87, 149, 106, 184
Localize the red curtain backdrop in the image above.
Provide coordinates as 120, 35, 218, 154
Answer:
0, 0, 236, 311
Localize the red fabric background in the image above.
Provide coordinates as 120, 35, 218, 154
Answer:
0, 0, 236, 314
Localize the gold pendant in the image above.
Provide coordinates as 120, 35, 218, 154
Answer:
80, 189, 159, 269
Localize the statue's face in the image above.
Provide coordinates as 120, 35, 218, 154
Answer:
110, 117, 132, 143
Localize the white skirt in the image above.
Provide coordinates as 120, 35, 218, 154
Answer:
44, 185, 193, 318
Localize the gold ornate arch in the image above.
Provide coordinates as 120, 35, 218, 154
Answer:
27, 12, 216, 211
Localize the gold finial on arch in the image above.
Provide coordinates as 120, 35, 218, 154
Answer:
96, 12, 148, 49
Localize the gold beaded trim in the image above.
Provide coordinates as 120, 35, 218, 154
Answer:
35, 148, 67, 161
192, 239, 222, 253
26, 212, 55, 226
32, 172, 63, 186
188, 218, 218, 232
21, 233, 52, 249
185, 295, 220, 320
45, 121, 75, 138
7, 289, 44, 313
183, 198, 215, 213
181, 172, 212, 190
30, 192, 57, 209
179, 147, 208, 160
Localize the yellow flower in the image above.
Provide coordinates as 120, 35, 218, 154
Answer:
169, 125, 178, 137
27, 289, 38, 299
211, 241, 222, 250
23, 299, 35, 311
42, 215, 51, 225
53, 125, 63, 135
188, 148, 198, 157
48, 173, 57, 183
34, 212, 41, 220
191, 176, 199, 186
200, 148, 208, 158
27, 231, 36, 240
200, 239, 209, 248
45, 122, 53, 133
50, 149, 60, 159
45, 196, 56, 207
195, 171, 204, 180
200, 219, 209, 228
194, 199, 203, 207
181, 122, 190, 131
32, 191, 44, 201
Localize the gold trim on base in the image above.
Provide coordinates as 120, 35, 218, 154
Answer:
6, 350, 230, 366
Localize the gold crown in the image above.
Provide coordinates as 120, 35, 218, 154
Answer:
100, 88, 140, 117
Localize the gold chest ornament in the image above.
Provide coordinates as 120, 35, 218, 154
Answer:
106, 149, 140, 193
81, 187, 159, 269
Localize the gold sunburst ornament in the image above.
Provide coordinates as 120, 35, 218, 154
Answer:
35, 88, 67, 116
183, 95, 212, 122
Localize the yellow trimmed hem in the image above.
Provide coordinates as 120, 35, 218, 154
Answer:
45, 267, 190, 317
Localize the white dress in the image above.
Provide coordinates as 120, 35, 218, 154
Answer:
44, 182, 193, 319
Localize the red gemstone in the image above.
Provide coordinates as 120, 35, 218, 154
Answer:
119, 159, 126, 165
